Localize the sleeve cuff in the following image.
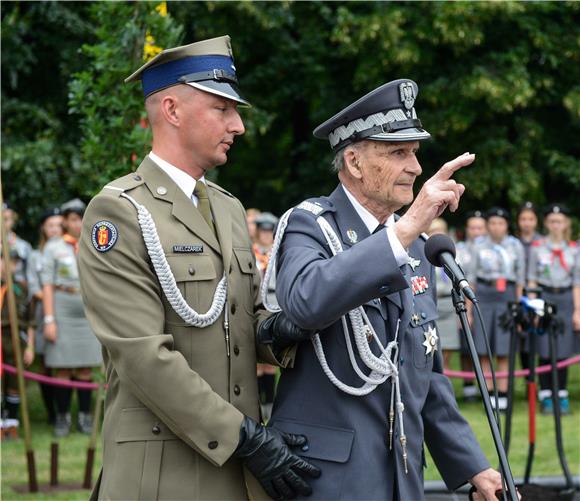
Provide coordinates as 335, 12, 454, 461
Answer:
386, 226, 409, 268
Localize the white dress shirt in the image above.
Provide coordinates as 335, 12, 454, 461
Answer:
342, 185, 409, 267
149, 151, 205, 207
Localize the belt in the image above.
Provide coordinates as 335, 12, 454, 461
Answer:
476, 278, 516, 287
540, 285, 572, 294
54, 285, 80, 294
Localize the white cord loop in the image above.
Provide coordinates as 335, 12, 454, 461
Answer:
121, 193, 227, 328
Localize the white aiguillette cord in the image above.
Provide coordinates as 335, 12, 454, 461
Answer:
262, 206, 408, 471
121, 193, 227, 328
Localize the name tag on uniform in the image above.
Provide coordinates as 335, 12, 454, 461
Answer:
173, 244, 204, 254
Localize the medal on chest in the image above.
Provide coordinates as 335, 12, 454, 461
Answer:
411, 275, 429, 295
422, 325, 438, 356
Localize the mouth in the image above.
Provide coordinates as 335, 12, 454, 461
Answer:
221, 141, 233, 151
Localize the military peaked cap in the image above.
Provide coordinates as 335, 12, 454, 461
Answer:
61, 198, 86, 216
125, 35, 249, 105
314, 79, 430, 152
255, 212, 279, 231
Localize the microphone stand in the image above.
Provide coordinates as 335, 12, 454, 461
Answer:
451, 289, 518, 501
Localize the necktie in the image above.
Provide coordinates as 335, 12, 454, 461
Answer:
194, 182, 215, 234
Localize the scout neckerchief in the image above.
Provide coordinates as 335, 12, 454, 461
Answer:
549, 241, 570, 273
63, 234, 79, 255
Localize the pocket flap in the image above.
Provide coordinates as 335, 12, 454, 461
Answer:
166, 255, 216, 281
116, 407, 178, 442
233, 247, 256, 275
363, 298, 388, 320
269, 419, 354, 463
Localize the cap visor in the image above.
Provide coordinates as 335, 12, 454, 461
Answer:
187, 81, 250, 106
369, 128, 431, 142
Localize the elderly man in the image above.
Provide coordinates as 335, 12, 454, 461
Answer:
78, 36, 319, 501
263, 80, 504, 500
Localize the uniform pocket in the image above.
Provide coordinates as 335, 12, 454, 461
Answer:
412, 316, 438, 370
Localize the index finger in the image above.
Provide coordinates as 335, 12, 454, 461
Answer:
432, 152, 476, 182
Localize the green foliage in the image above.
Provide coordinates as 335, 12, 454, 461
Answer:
2, 1, 579, 239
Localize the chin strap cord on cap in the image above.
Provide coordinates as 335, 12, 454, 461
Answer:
262, 206, 406, 466
121, 193, 227, 328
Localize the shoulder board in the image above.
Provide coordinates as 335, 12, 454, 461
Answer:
102, 172, 144, 196
207, 180, 234, 198
295, 197, 334, 216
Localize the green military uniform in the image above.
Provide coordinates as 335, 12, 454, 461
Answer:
79, 156, 292, 500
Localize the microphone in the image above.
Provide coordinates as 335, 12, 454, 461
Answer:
424, 234, 477, 303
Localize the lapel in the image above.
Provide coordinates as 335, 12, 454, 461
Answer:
138, 157, 222, 255
207, 182, 232, 278
330, 184, 403, 311
397, 265, 413, 332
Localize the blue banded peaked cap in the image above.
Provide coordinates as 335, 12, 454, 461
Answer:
125, 35, 249, 106
314, 79, 430, 152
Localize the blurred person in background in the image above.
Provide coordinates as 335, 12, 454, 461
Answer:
2, 202, 32, 284
456, 210, 486, 402
428, 218, 459, 371
42, 199, 102, 437
252, 212, 279, 421
1, 246, 35, 430
468, 208, 525, 411
246, 208, 261, 244
528, 204, 580, 415
26, 207, 63, 425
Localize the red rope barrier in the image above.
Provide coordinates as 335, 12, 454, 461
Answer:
2, 355, 580, 386
443, 355, 580, 380
1, 364, 101, 389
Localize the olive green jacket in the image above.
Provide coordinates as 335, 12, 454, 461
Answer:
79, 157, 293, 500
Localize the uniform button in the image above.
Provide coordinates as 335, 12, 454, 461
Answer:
234, 385, 241, 395
231, 304, 237, 314
421, 312, 427, 319
249, 261, 253, 269
233, 345, 240, 356
188, 266, 195, 276
152, 425, 161, 435
379, 285, 390, 294
133, 175, 142, 181
156, 186, 167, 195
301, 444, 310, 452
208, 441, 218, 450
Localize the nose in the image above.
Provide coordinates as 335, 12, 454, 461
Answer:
230, 108, 245, 136
407, 153, 422, 176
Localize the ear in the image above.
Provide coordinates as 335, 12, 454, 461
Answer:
159, 94, 181, 127
343, 146, 363, 180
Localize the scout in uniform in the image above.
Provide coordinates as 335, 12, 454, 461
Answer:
2, 202, 32, 284
42, 199, 102, 436
528, 203, 580, 414
456, 210, 486, 401
467, 207, 525, 411
262, 80, 501, 501
78, 36, 319, 501
26, 207, 63, 425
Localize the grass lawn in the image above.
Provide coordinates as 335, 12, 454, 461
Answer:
2, 358, 579, 500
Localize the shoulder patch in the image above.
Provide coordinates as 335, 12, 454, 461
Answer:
103, 172, 145, 195
91, 221, 118, 252
207, 180, 234, 198
295, 198, 334, 217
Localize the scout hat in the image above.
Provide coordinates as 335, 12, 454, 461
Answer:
125, 35, 249, 105
314, 79, 430, 152
255, 212, 279, 232
465, 210, 485, 221
485, 207, 510, 222
517, 201, 537, 217
61, 198, 86, 217
544, 203, 570, 217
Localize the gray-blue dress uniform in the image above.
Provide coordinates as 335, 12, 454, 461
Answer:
468, 236, 525, 357
270, 186, 489, 501
528, 239, 580, 359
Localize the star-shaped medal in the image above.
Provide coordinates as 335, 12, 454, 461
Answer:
408, 256, 421, 272
422, 325, 439, 356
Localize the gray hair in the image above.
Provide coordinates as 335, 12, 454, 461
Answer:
331, 149, 346, 173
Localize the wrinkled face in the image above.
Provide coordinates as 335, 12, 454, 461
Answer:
544, 213, 567, 238
179, 88, 245, 171
64, 213, 83, 238
518, 209, 537, 234
356, 140, 422, 210
487, 216, 508, 240
466, 217, 486, 240
42, 215, 63, 240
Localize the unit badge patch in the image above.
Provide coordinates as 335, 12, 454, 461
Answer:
91, 221, 118, 253
411, 275, 429, 295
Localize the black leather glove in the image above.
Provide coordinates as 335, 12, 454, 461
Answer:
257, 311, 314, 353
234, 416, 321, 500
